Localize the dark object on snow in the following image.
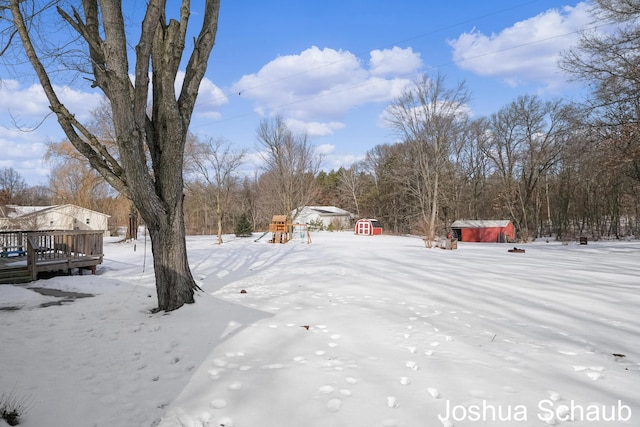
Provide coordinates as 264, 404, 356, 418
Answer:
240, 289, 247, 294
508, 247, 525, 253
612, 353, 626, 358
579, 236, 588, 245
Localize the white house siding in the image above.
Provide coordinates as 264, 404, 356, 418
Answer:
0, 204, 110, 236
293, 206, 354, 230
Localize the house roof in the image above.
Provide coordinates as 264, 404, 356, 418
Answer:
294, 206, 354, 217
1, 205, 55, 218
310, 206, 352, 216
2, 204, 110, 219
450, 220, 512, 228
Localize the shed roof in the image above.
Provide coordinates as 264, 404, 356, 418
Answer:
450, 220, 512, 228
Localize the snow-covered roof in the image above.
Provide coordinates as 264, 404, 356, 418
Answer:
304, 206, 352, 216
293, 206, 354, 219
450, 219, 512, 228
3, 205, 55, 218
2, 204, 110, 219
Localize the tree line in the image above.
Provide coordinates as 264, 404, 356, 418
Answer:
2, 0, 638, 311
3, 78, 639, 243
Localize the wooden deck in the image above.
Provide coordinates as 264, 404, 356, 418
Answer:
0, 230, 104, 284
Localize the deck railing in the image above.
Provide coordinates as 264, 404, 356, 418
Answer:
0, 230, 104, 281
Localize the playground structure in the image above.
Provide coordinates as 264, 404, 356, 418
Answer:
269, 215, 291, 243
267, 215, 311, 244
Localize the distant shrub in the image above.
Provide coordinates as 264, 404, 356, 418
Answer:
308, 218, 324, 231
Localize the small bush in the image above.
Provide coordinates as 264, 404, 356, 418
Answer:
0, 390, 30, 426
308, 218, 324, 231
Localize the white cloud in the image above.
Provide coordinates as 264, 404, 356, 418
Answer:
321, 152, 366, 172
315, 143, 335, 156
369, 46, 422, 76
0, 79, 102, 122
286, 118, 346, 137
448, 2, 592, 90
0, 128, 50, 184
231, 46, 420, 132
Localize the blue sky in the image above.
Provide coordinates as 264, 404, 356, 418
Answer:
0, 0, 595, 186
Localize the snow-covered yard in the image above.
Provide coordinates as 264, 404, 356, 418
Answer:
1, 232, 638, 427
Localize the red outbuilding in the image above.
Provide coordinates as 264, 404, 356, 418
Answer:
355, 218, 383, 236
450, 220, 515, 243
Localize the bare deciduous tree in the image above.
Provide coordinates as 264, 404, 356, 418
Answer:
0, 167, 27, 202
4, 0, 220, 311
256, 115, 322, 219
186, 137, 245, 245
485, 95, 582, 239
338, 164, 365, 218
561, 0, 640, 183
386, 73, 470, 247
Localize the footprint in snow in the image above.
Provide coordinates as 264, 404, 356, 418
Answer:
261, 363, 284, 370
316, 385, 335, 395
586, 371, 604, 380
212, 358, 228, 368
327, 398, 342, 412
227, 382, 242, 391
210, 398, 227, 409
439, 417, 454, 427
387, 396, 399, 408
548, 391, 562, 401
406, 361, 419, 370
427, 388, 440, 398
574, 365, 604, 379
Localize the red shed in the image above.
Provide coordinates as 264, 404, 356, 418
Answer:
355, 218, 383, 235
450, 220, 515, 243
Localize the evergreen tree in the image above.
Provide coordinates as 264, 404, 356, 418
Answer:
234, 213, 253, 237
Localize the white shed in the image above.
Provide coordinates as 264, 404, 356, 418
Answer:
292, 206, 354, 230
0, 204, 110, 236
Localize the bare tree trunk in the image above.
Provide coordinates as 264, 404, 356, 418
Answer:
217, 206, 223, 245
148, 201, 197, 311
8, 0, 220, 311
428, 170, 439, 245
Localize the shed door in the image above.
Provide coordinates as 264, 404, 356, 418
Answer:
356, 221, 370, 235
